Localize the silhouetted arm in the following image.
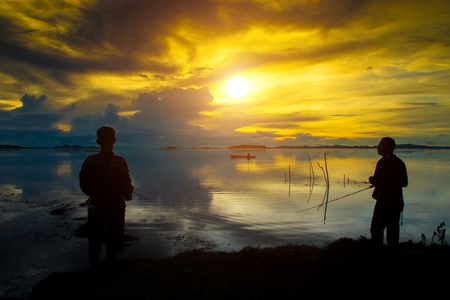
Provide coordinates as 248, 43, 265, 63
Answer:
117, 157, 133, 200
79, 158, 94, 196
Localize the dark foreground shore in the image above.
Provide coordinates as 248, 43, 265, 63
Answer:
11, 237, 448, 299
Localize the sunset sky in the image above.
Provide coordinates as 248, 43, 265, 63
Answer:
1, 0, 449, 148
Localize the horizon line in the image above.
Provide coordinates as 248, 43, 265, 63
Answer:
1, 143, 449, 150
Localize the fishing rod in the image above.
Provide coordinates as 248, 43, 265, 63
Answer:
133, 191, 153, 201
79, 191, 153, 206
295, 185, 374, 213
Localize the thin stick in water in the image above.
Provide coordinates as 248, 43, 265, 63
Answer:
323, 153, 330, 223
307, 153, 315, 203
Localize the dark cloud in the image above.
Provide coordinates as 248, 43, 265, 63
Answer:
0, 88, 215, 147
329, 114, 359, 117
131, 87, 213, 129
236, 0, 374, 29
0, 38, 170, 75
68, 0, 221, 53
66, 87, 215, 147
64, 0, 376, 69
70, 103, 130, 135
239, 111, 322, 129
292, 132, 325, 145
16, 94, 47, 113
0, 94, 64, 130
1, 0, 376, 79
0, 94, 69, 146
400, 101, 440, 108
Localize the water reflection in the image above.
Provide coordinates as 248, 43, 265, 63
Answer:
56, 161, 72, 177
1, 148, 450, 250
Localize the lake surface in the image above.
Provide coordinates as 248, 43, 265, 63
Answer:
1, 147, 449, 296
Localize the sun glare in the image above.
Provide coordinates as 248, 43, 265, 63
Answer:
226, 76, 248, 98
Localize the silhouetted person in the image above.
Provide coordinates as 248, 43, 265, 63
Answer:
369, 137, 408, 246
79, 126, 133, 266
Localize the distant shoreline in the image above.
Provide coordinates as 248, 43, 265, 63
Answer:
274, 144, 450, 150
228, 144, 450, 150
0, 144, 99, 150
1, 143, 449, 150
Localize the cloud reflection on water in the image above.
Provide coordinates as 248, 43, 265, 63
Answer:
1, 148, 450, 296
2, 148, 450, 250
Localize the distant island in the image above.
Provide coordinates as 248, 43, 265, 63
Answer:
54, 145, 99, 150
191, 146, 220, 149
0, 144, 99, 150
0, 144, 22, 149
228, 145, 269, 149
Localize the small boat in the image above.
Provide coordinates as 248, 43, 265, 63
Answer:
229, 154, 256, 159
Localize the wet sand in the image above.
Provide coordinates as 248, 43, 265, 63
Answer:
0, 188, 230, 298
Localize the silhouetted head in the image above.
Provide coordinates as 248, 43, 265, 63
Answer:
377, 137, 395, 156
96, 126, 116, 146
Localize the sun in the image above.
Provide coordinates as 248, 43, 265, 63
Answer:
226, 76, 248, 98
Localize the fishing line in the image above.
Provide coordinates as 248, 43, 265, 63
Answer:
79, 191, 153, 207
295, 185, 374, 213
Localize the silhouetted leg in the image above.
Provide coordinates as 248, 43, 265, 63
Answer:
386, 210, 402, 247
370, 202, 386, 246
88, 205, 102, 266
105, 209, 125, 260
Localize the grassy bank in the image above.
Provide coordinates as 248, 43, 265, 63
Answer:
23, 237, 450, 299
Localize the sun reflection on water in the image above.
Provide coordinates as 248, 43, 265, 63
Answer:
1, 148, 450, 250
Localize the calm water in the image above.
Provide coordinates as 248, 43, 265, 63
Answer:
1, 147, 450, 296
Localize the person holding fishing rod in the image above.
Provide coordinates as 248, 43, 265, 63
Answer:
369, 137, 408, 247
79, 126, 134, 266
